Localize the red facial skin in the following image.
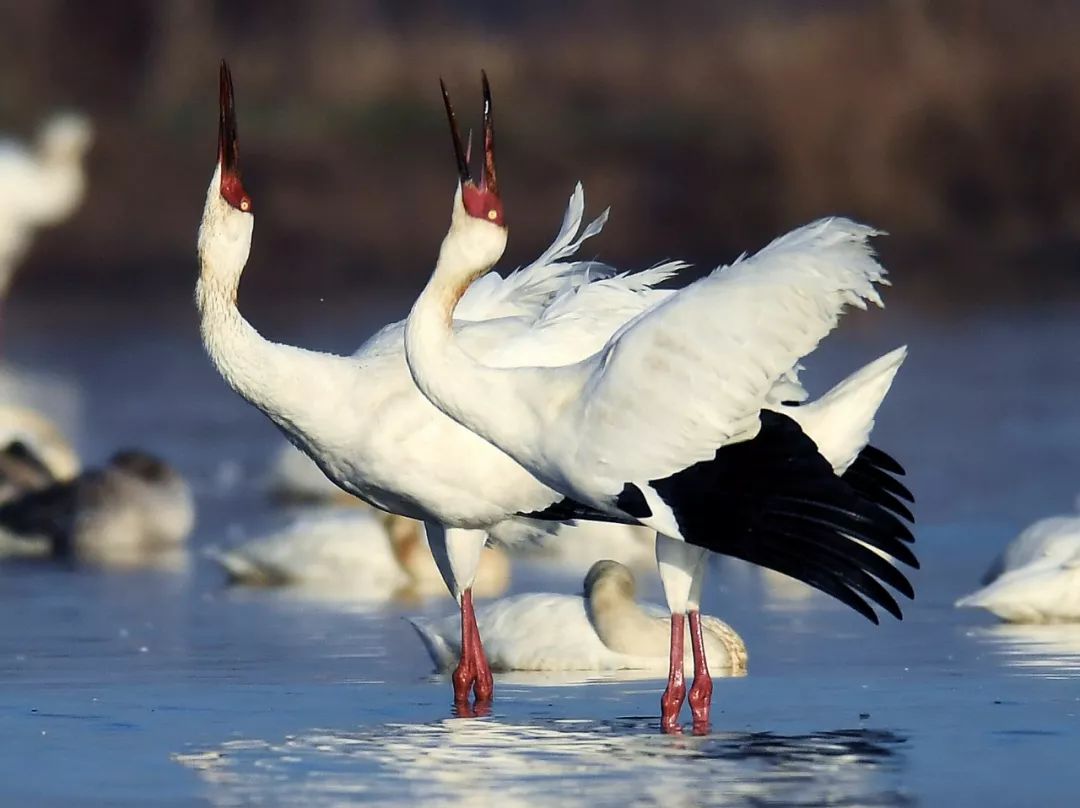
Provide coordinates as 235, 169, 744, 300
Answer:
462, 183, 504, 227
221, 172, 252, 213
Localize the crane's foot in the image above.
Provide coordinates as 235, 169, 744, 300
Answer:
688, 674, 712, 733
452, 659, 476, 706
660, 612, 687, 734
660, 678, 686, 734
687, 610, 713, 733
472, 651, 494, 704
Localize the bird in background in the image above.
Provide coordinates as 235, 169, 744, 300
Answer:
208, 506, 510, 602
957, 500, 1080, 623
197, 61, 681, 713
411, 559, 747, 676
404, 74, 916, 732
0, 449, 193, 567
0, 113, 92, 303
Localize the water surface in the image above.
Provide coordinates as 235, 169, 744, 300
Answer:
1, 297, 1079, 806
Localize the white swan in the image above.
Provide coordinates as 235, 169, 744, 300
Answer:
957, 508, 1080, 622
209, 508, 509, 601
411, 560, 747, 675
0, 450, 193, 566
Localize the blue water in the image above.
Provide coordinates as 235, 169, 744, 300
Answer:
1, 296, 1079, 806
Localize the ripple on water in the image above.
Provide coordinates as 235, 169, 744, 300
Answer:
174, 718, 911, 808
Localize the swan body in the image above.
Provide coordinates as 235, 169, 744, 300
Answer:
411, 560, 747, 673
210, 508, 509, 600
957, 512, 1080, 622
0, 450, 193, 565
0, 114, 92, 298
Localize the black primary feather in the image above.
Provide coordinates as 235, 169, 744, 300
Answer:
648, 411, 917, 623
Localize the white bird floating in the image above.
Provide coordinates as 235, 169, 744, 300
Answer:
411, 560, 747, 676
404, 75, 917, 731
208, 508, 509, 602
956, 507, 1080, 623
0, 113, 92, 300
0, 450, 193, 568
197, 63, 678, 708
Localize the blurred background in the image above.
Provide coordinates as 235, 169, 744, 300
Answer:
2, 0, 1079, 305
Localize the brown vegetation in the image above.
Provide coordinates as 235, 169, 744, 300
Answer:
2, 0, 1079, 306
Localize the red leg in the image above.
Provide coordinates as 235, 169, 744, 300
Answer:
687, 610, 713, 733
451, 590, 476, 707
660, 613, 686, 734
465, 589, 494, 703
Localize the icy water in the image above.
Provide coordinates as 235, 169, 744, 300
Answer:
1, 296, 1079, 807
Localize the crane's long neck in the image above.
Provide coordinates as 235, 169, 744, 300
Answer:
196, 185, 343, 445
404, 214, 543, 462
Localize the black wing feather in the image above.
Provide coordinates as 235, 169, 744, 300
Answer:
649, 411, 917, 623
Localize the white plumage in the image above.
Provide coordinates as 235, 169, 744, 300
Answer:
411, 560, 747, 674
956, 509, 1080, 623
208, 508, 509, 601
403, 76, 915, 729
406, 201, 915, 618
0, 404, 80, 483
198, 65, 677, 704
521, 521, 657, 575
0, 114, 92, 298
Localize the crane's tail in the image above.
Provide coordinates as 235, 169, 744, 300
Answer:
779, 346, 907, 475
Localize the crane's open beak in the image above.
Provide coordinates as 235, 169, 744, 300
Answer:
217, 59, 252, 213
441, 78, 471, 186
219, 60, 240, 179
480, 71, 497, 196
440, 72, 498, 194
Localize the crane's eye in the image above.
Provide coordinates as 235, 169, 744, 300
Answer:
487, 209, 498, 221
240, 198, 250, 212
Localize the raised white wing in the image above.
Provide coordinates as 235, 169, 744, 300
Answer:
456, 183, 612, 322
475, 264, 683, 369
565, 217, 888, 487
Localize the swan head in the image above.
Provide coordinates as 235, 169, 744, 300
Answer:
584, 559, 637, 603
198, 61, 255, 287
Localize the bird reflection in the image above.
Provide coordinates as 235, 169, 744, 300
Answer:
969, 623, 1080, 679
175, 719, 908, 808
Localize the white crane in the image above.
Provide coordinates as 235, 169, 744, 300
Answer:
197, 62, 680, 708
0, 113, 92, 301
404, 75, 918, 731
411, 560, 747, 675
